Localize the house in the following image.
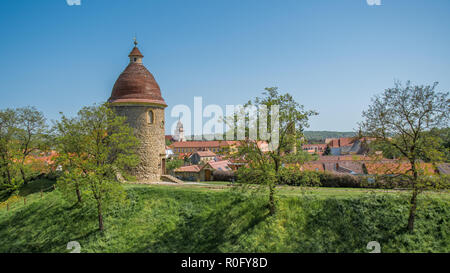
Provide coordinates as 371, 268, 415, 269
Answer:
189, 150, 217, 165
324, 137, 371, 156
173, 160, 233, 181
200, 160, 233, 181
364, 162, 436, 176
173, 165, 202, 181
302, 144, 328, 155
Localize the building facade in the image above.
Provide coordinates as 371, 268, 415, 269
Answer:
108, 40, 167, 181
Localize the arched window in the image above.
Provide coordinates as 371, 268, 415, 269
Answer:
148, 110, 154, 124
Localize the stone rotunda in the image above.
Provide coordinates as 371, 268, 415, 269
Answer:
108, 39, 167, 182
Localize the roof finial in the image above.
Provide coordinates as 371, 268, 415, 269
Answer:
133, 35, 138, 47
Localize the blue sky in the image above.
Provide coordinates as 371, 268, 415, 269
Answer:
0, 0, 449, 134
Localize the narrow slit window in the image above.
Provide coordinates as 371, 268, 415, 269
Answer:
148, 110, 154, 124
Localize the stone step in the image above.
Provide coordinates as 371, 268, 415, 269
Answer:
160, 174, 184, 184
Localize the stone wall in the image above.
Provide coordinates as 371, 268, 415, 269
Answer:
113, 105, 165, 182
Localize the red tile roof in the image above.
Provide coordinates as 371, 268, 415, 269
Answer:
108, 46, 166, 106
128, 46, 143, 57
364, 162, 435, 175
174, 165, 201, 173
195, 150, 217, 157
205, 160, 232, 171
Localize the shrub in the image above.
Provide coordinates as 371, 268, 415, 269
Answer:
318, 172, 362, 188
213, 170, 236, 182
278, 168, 321, 187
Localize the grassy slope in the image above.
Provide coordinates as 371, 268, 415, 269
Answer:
0, 180, 449, 253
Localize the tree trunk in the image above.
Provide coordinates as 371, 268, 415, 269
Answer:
5, 166, 12, 186
20, 167, 27, 185
97, 201, 104, 231
269, 157, 280, 215
75, 186, 82, 203
407, 161, 419, 232
269, 184, 276, 215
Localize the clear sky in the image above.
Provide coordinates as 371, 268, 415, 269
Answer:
0, 0, 449, 134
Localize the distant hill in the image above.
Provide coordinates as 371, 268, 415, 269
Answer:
303, 131, 356, 143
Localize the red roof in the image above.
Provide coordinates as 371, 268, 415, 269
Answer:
128, 46, 143, 57
108, 46, 166, 106
174, 165, 201, 173
205, 160, 232, 171
364, 162, 435, 175
328, 137, 355, 148
195, 150, 217, 157
303, 144, 328, 149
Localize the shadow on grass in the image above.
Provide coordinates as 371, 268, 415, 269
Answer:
18, 179, 56, 197
0, 194, 98, 253
136, 193, 270, 253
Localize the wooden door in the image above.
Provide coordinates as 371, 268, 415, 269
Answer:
205, 169, 211, 181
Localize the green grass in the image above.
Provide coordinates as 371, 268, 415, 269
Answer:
0, 180, 449, 253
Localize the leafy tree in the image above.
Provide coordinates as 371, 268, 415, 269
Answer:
54, 114, 88, 203
55, 104, 140, 231
322, 145, 331, 156
232, 87, 317, 214
15, 107, 48, 184
361, 81, 449, 231
368, 139, 403, 159
166, 158, 184, 173
0, 109, 22, 194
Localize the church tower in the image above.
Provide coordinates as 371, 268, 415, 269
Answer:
108, 39, 167, 181
174, 119, 186, 142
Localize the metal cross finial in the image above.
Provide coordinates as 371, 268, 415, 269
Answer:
133, 35, 138, 46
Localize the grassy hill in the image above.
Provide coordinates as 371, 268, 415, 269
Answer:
0, 179, 449, 253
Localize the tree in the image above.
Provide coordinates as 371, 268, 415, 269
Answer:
166, 158, 183, 173
232, 87, 317, 214
55, 104, 140, 231
0, 109, 22, 194
322, 145, 331, 156
15, 107, 48, 184
361, 81, 449, 231
54, 114, 88, 203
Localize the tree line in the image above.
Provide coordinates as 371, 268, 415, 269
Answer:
1, 80, 449, 233
0, 104, 139, 231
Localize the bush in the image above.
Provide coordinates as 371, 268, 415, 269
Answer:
278, 168, 321, 187
318, 172, 363, 188
213, 170, 236, 182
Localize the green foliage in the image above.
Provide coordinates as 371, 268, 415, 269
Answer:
368, 139, 403, 159
361, 80, 450, 231
166, 158, 183, 172
277, 168, 321, 187
0, 107, 49, 194
303, 131, 356, 143
0, 183, 448, 253
231, 87, 318, 214
54, 103, 140, 230
212, 170, 236, 182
